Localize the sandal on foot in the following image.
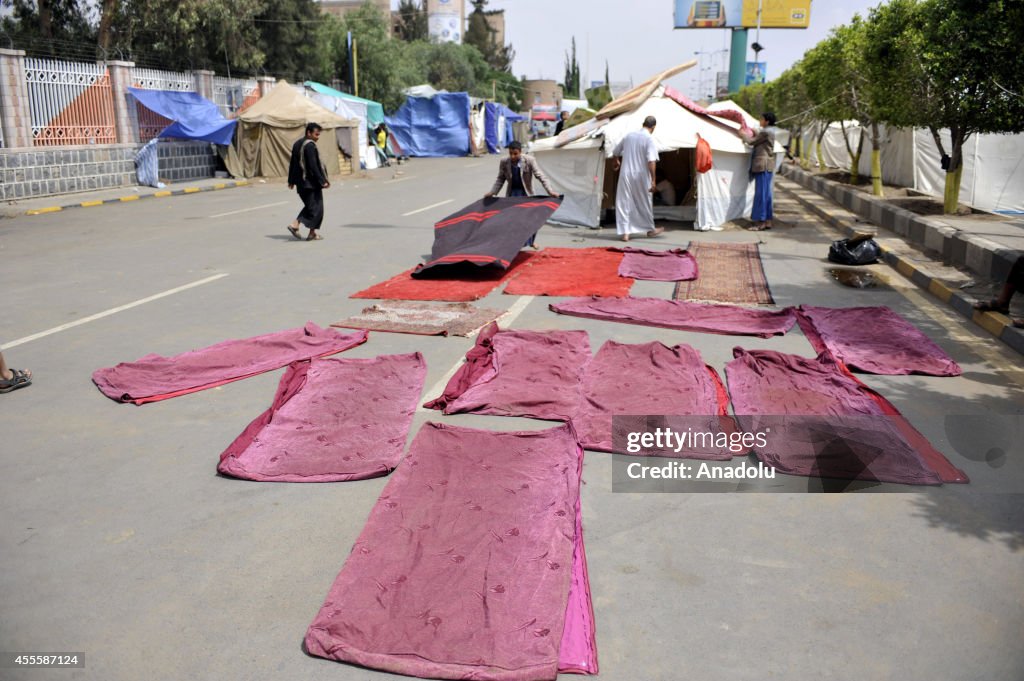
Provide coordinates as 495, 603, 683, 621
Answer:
306, 233, 323, 241
287, 226, 302, 240
0, 368, 32, 394
646, 227, 665, 238
973, 299, 1009, 314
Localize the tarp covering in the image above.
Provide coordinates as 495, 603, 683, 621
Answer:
385, 92, 471, 157
484, 101, 503, 153
134, 138, 160, 188
305, 421, 598, 680
503, 247, 633, 298
305, 82, 385, 170
550, 297, 797, 338
92, 324, 368, 405
613, 247, 698, 281
127, 87, 237, 145
414, 197, 562, 276
424, 323, 589, 420
573, 341, 736, 457
223, 80, 357, 179
796, 306, 962, 376
725, 348, 969, 485
216, 354, 426, 482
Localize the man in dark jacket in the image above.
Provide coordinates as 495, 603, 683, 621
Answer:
287, 122, 330, 241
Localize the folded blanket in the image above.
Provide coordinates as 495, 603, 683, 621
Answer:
92, 323, 368, 405
217, 353, 426, 482
611, 247, 698, 281
305, 422, 598, 681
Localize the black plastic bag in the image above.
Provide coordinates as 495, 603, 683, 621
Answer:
828, 237, 880, 265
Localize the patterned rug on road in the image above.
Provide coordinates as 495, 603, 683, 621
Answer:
305, 422, 598, 680
351, 251, 536, 302
673, 242, 774, 305
503, 247, 634, 297
332, 301, 505, 337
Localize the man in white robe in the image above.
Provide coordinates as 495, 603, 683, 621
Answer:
612, 116, 664, 242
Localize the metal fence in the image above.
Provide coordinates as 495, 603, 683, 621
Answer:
24, 57, 116, 146
129, 67, 195, 142
212, 76, 260, 118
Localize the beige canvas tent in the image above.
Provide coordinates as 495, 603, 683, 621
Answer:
224, 80, 359, 179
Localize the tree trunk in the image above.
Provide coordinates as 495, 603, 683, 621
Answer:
38, 0, 54, 48
98, 0, 119, 53
943, 127, 967, 214
869, 121, 882, 196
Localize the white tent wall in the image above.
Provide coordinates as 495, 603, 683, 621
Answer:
853, 124, 915, 187
531, 136, 606, 227
309, 91, 378, 170
470, 108, 486, 153
696, 152, 755, 231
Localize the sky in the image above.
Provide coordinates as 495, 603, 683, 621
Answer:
405, 0, 885, 99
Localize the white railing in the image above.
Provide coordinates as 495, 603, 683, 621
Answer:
24, 57, 116, 146
212, 76, 259, 117
130, 67, 194, 92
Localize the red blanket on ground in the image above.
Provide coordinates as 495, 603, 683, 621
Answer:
550, 296, 797, 338
612, 247, 698, 282
305, 422, 598, 681
796, 305, 962, 376
91, 324, 368, 405
574, 341, 738, 458
352, 252, 536, 302
725, 348, 969, 485
503, 247, 634, 297
423, 322, 591, 420
217, 354, 426, 482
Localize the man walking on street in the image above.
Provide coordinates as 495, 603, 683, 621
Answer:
612, 116, 664, 242
287, 122, 330, 241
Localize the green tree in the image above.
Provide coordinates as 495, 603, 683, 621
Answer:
253, 0, 322, 81
562, 36, 580, 99
0, 0, 95, 57
343, 1, 409, 110
395, 0, 427, 42
864, 0, 1024, 212
464, 0, 512, 72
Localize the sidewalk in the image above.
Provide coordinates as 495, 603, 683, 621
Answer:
776, 172, 1024, 356
0, 176, 251, 219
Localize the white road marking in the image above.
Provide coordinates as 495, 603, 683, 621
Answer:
402, 199, 454, 217
417, 295, 534, 411
209, 202, 286, 218
1, 274, 230, 350
386, 176, 412, 183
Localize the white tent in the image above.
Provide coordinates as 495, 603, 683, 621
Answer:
531, 86, 782, 231
308, 91, 378, 170
799, 122, 1024, 213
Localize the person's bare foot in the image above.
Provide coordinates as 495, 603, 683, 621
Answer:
646, 226, 665, 237
620, 235, 630, 242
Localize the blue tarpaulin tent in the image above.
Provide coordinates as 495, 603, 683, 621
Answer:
484, 102, 526, 153
127, 88, 237, 145
385, 93, 471, 157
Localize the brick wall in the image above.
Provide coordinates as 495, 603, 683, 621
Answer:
0, 140, 218, 201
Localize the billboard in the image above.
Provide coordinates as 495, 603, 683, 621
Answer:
745, 62, 767, 85
673, 1, 811, 29
428, 0, 464, 43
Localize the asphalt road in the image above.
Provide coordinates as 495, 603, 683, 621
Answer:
2, 157, 1022, 681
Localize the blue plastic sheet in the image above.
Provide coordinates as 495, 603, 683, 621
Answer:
385, 93, 470, 157
128, 88, 237, 146
134, 138, 162, 188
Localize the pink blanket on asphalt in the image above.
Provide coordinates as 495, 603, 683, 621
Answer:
92, 323, 368, 405
305, 422, 598, 681
423, 323, 590, 420
612, 247, 698, 281
725, 348, 969, 484
217, 354, 426, 482
796, 305, 962, 376
550, 296, 796, 338
573, 341, 739, 458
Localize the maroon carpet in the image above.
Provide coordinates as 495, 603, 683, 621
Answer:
423, 322, 591, 420
305, 422, 598, 681
550, 296, 796, 338
573, 340, 739, 458
91, 324, 368, 405
725, 348, 968, 485
796, 305, 962, 376
612, 247, 698, 282
217, 354, 426, 482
